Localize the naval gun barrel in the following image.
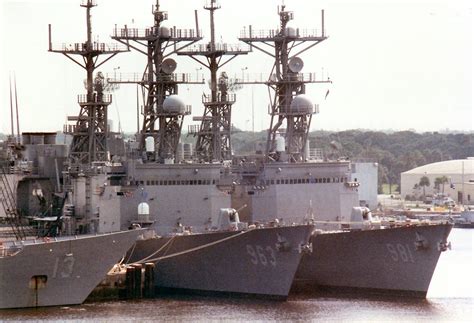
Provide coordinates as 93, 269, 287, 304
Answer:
235, 204, 247, 213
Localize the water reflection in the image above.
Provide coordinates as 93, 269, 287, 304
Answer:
2, 294, 469, 322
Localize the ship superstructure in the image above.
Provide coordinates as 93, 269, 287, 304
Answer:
93, 0, 249, 234
95, 0, 237, 233
0, 83, 70, 239
47, 0, 130, 233
230, 5, 360, 225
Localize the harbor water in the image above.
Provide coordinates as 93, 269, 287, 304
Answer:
1, 228, 472, 322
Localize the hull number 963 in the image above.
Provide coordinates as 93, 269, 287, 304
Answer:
246, 245, 277, 267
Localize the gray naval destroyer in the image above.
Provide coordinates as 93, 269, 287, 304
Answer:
454, 207, 474, 228
0, 228, 141, 309
0, 135, 142, 310
43, 0, 314, 299
230, 4, 452, 297
0, 1, 143, 309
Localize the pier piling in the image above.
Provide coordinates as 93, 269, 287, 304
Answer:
125, 266, 136, 298
133, 264, 143, 298
144, 263, 155, 298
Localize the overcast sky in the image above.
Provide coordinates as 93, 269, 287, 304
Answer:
0, 0, 472, 135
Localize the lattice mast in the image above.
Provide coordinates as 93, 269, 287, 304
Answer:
111, 0, 203, 162
0, 167, 27, 240
239, 5, 330, 163
179, 0, 249, 162
49, 0, 127, 167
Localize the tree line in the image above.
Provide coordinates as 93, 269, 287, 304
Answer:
230, 130, 473, 193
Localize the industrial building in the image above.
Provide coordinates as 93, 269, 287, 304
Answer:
401, 158, 474, 205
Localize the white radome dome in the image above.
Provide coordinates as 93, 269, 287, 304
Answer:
163, 95, 186, 114
138, 202, 150, 215
158, 24, 171, 37
290, 94, 314, 114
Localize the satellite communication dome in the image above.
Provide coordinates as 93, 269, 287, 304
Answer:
289, 94, 314, 114
284, 26, 297, 37
275, 135, 285, 152
145, 136, 155, 153
138, 202, 150, 216
163, 95, 186, 114
158, 25, 171, 37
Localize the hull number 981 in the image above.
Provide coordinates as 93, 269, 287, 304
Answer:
386, 243, 415, 263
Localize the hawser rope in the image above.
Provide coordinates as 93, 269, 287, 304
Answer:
131, 229, 252, 264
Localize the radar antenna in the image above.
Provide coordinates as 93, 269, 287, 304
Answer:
49, 0, 128, 166
239, 6, 331, 163
110, 0, 203, 162
178, 0, 250, 162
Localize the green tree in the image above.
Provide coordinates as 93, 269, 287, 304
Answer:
434, 176, 449, 194
419, 176, 430, 200
378, 164, 388, 194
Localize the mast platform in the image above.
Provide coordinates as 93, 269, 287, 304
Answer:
239, 28, 326, 42
112, 27, 201, 41
77, 94, 112, 106
178, 43, 250, 56
49, 42, 127, 55
106, 72, 204, 84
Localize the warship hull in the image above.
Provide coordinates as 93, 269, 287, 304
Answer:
126, 225, 313, 298
453, 210, 474, 228
454, 223, 474, 229
294, 223, 452, 297
0, 230, 141, 309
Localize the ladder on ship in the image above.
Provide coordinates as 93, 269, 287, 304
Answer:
0, 167, 26, 240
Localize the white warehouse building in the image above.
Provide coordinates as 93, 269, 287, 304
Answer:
401, 158, 474, 204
